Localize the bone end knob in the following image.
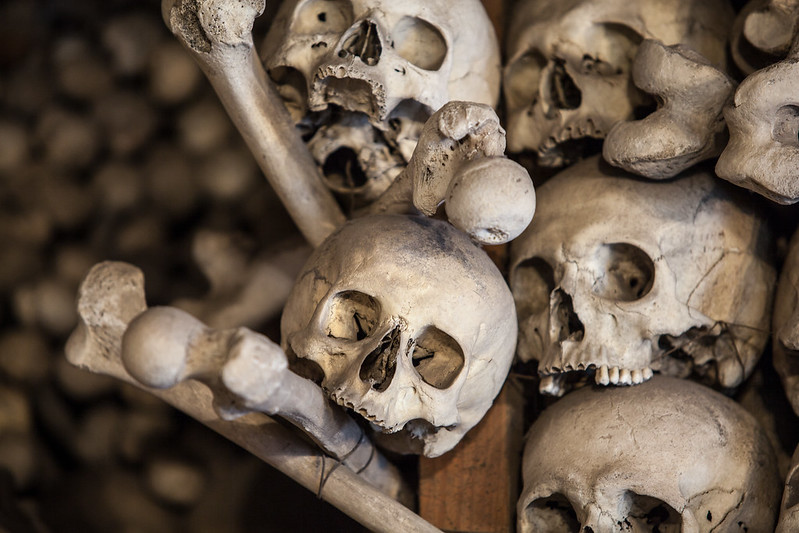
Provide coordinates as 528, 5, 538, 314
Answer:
121, 306, 206, 389
445, 156, 535, 245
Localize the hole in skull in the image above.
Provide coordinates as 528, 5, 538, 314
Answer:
551, 289, 584, 343
505, 50, 547, 109
524, 494, 580, 532
592, 243, 654, 301
773, 105, 799, 145
343, 20, 382, 66
626, 493, 682, 533
359, 326, 400, 391
326, 291, 380, 340
512, 257, 555, 319
392, 16, 447, 71
411, 327, 464, 389
294, 0, 353, 35
549, 60, 582, 110
322, 147, 369, 191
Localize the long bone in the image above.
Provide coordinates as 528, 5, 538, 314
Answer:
161, 0, 345, 247
367, 101, 535, 245
65, 262, 436, 532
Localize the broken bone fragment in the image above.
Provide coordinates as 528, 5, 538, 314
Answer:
281, 214, 517, 457
510, 156, 775, 396
603, 40, 735, 179
518, 376, 782, 532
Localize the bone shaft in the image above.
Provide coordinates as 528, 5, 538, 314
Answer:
364, 168, 414, 215
98, 364, 431, 532
200, 47, 345, 247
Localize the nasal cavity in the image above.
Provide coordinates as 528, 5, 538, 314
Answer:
550, 289, 585, 343
359, 326, 400, 391
550, 59, 581, 110
342, 21, 382, 66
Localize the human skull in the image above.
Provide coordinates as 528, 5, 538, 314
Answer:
509, 156, 775, 396
503, 0, 732, 167
280, 214, 516, 457
262, 0, 500, 206
518, 376, 782, 533
715, 46, 799, 204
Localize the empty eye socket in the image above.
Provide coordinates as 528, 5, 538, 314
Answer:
505, 50, 546, 107
512, 257, 556, 318
326, 291, 380, 340
522, 494, 580, 532
411, 327, 464, 389
294, 0, 353, 35
391, 17, 447, 71
773, 105, 799, 145
626, 493, 681, 532
592, 243, 654, 301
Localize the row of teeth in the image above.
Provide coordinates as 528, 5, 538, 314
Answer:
539, 118, 603, 151
330, 393, 387, 428
539, 365, 654, 394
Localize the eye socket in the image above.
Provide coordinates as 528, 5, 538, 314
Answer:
294, 0, 353, 35
326, 291, 380, 340
773, 105, 799, 145
392, 17, 447, 71
592, 243, 654, 301
512, 257, 556, 318
505, 50, 546, 108
626, 493, 681, 532
522, 494, 580, 532
411, 326, 464, 389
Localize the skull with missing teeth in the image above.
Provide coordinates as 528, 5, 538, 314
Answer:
281, 215, 516, 457
509, 156, 775, 396
502, 0, 732, 167
262, 0, 500, 206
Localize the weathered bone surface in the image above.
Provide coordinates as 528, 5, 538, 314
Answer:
162, 0, 346, 246
518, 376, 782, 532
603, 40, 735, 179
716, 37, 799, 204
773, 228, 799, 415
64, 261, 431, 530
731, 0, 799, 76
503, 0, 732, 167
367, 101, 535, 244
509, 156, 775, 396
262, 0, 500, 205
282, 214, 517, 457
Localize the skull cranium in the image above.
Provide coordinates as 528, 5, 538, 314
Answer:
509, 156, 775, 396
281, 214, 516, 457
503, 0, 732, 167
262, 0, 500, 206
518, 376, 781, 532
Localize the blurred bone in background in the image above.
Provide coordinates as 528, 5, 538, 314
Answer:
0, 0, 372, 530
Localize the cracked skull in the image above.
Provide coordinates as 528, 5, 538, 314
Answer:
262, 0, 500, 207
502, 0, 732, 167
518, 376, 781, 533
280, 214, 516, 457
509, 156, 775, 396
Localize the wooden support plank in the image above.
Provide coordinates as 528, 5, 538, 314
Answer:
418, 381, 524, 533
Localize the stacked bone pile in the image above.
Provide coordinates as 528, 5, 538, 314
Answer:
0, 0, 368, 530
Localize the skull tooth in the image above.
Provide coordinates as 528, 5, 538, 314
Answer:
631, 369, 643, 384
619, 368, 632, 386
596, 365, 610, 385
642, 368, 654, 381
608, 366, 620, 384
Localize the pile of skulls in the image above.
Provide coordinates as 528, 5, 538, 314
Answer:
8, 0, 799, 531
